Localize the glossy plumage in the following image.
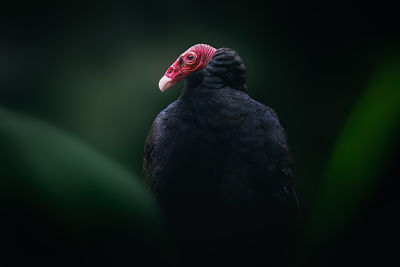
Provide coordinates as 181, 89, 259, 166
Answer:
143, 48, 298, 266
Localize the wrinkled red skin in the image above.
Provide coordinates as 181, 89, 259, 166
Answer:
163, 44, 217, 84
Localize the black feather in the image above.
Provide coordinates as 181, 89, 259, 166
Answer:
143, 48, 299, 267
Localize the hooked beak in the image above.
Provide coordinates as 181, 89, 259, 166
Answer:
158, 62, 181, 92
158, 76, 176, 92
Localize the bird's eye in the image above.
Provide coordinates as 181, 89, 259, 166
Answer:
187, 55, 194, 61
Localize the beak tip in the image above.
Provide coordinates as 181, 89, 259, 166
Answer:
158, 76, 173, 92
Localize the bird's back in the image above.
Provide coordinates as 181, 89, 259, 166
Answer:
143, 87, 298, 266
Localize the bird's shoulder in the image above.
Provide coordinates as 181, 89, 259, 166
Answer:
240, 96, 293, 176
142, 100, 194, 190
215, 88, 294, 181
146, 99, 190, 137
193, 88, 289, 150
223, 90, 290, 154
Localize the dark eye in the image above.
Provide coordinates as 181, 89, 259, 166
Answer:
187, 55, 194, 61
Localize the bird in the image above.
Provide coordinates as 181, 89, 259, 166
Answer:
143, 44, 299, 267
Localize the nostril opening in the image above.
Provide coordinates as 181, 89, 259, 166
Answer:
168, 67, 173, 74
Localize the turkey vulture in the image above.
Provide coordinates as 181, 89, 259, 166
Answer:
143, 44, 298, 266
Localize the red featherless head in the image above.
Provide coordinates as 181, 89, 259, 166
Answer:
158, 44, 217, 92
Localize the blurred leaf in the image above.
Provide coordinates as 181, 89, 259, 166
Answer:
0, 108, 178, 266
309, 54, 400, 236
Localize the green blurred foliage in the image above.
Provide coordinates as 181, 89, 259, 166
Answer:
309, 55, 400, 235
0, 108, 178, 266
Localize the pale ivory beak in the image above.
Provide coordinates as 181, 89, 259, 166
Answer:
158, 76, 174, 92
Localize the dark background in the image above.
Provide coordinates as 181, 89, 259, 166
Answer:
1, 1, 399, 266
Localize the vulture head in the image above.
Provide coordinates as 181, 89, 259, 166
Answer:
158, 44, 247, 92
